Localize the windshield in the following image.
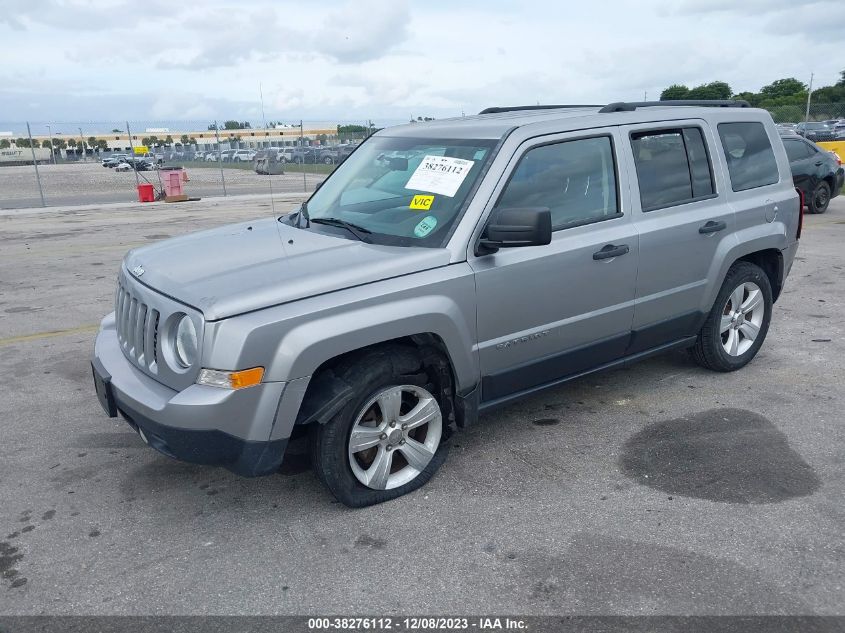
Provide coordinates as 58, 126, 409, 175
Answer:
300, 135, 497, 246
804, 123, 830, 129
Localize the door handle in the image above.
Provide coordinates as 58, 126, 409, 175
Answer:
593, 244, 630, 260
699, 220, 727, 234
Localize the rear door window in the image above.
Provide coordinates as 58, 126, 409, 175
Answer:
717, 122, 779, 191
784, 139, 810, 162
630, 127, 715, 211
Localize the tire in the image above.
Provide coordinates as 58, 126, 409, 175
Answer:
309, 346, 451, 507
323, 156, 333, 165
690, 261, 773, 372
808, 181, 831, 214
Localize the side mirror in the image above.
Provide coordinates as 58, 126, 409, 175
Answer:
478, 207, 552, 254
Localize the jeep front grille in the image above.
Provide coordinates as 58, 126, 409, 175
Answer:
115, 282, 160, 369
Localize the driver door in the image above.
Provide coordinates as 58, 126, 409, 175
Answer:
469, 129, 639, 405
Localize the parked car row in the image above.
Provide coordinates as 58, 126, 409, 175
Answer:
251, 144, 358, 172
102, 154, 162, 171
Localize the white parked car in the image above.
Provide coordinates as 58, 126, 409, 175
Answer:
232, 149, 257, 162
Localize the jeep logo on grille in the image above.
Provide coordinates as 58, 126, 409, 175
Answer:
131, 265, 145, 277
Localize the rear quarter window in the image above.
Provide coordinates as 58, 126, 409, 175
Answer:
718, 122, 779, 191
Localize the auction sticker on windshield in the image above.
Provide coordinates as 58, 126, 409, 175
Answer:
409, 194, 435, 210
413, 215, 438, 237
405, 155, 474, 197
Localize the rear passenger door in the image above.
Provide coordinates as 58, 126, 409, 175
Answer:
620, 121, 733, 353
783, 137, 813, 193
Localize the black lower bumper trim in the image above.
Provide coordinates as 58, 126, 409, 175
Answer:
116, 400, 288, 477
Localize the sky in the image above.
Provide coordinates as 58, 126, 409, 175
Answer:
1, 0, 843, 126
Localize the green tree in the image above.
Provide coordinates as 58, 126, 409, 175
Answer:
51, 138, 67, 150
223, 120, 250, 130
164, 135, 173, 146
87, 136, 97, 148
733, 91, 761, 107
760, 78, 806, 100
660, 84, 690, 100
686, 81, 732, 100
180, 134, 190, 145
67, 139, 77, 148
189, 136, 197, 145
0, 139, 10, 149
96, 139, 109, 151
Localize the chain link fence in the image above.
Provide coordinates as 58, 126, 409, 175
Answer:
2, 107, 844, 210
0, 119, 382, 210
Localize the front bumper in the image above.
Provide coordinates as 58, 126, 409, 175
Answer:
92, 314, 288, 476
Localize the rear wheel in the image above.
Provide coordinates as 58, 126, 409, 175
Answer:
690, 261, 772, 372
310, 348, 450, 507
808, 181, 831, 214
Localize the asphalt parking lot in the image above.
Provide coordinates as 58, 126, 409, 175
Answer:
1, 195, 843, 615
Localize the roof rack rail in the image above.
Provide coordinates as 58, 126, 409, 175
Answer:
599, 99, 751, 113
479, 105, 604, 115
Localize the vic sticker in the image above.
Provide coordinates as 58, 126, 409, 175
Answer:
409, 194, 435, 211
405, 155, 474, 197
413, 215, 438, 238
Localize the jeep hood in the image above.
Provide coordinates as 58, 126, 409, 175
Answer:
123, 218, 451, 320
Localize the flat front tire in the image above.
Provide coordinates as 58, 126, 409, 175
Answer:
309, 348, 450, 507
690, 261, 773, 372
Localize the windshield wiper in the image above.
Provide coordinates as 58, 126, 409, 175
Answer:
310, 217, 372, 242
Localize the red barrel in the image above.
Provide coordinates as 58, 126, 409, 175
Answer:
137, 183, 155, 202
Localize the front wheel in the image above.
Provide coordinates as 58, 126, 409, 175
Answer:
309, 348, 450, 507
690, 261, 772, 372
808, 181, 831, 214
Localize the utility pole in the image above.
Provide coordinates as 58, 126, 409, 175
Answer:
78, 127, 86, 162
45, 124, 56, 164
125, 121, 141, 190
300, 120, 306, 191
213, 121, 227, 196
804, 72, 814, 123
26, 122, 45, 207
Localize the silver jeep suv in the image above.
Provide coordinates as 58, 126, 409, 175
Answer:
92, 100, 801, 507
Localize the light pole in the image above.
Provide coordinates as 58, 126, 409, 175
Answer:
45, 124, 56, 164
78, 127, 86, 162
804, 72, 814, 124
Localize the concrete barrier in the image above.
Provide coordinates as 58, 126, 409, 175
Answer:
818, 141, 845, 158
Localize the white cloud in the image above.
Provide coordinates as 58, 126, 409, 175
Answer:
0, 0, 842, 123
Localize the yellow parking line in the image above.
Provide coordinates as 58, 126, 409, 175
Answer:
0, 324, 99, 347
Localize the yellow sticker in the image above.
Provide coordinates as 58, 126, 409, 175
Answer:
409, 194, 435, 211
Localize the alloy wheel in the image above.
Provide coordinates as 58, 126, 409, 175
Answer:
347, 385, 442, 490
720, 281, 765, 356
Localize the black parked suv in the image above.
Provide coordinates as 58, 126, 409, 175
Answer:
795, 121, 836, 142
780, 131, 844, 213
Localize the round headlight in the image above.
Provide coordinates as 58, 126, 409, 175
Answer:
174, 315, 198, 368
